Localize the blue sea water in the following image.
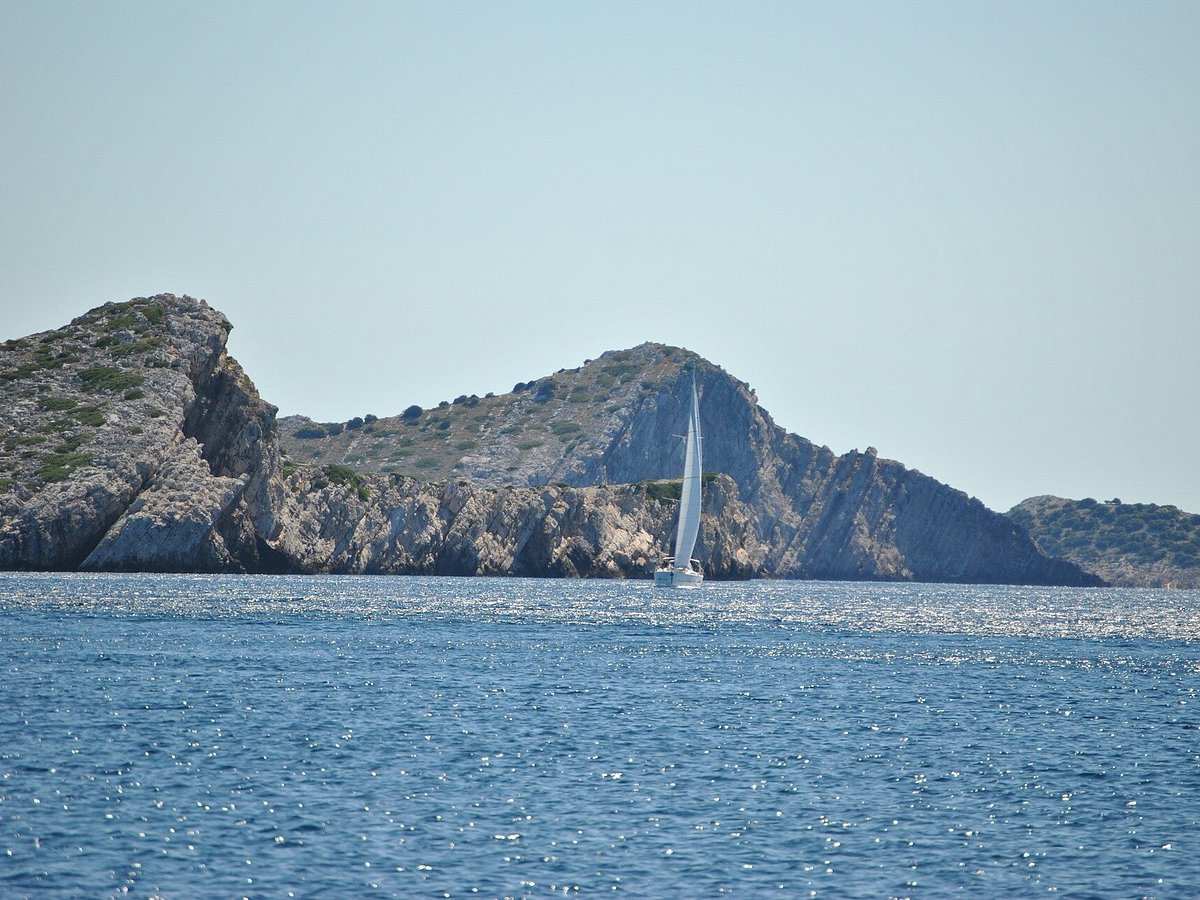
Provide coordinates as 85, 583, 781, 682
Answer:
1, 575, 1198, 898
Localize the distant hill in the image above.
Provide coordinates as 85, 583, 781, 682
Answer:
1007, 496, 1200, 588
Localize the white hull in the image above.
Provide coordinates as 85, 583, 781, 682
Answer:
654, 566, 704, 587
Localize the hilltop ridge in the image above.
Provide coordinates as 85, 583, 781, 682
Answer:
278, 342, 710, 486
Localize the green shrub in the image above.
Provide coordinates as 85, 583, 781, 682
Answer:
73, 406, 107, 426
142, 304, 165, 326
516, 439, 543, 451
122, 389, 145, 401
455, 440, 478, 451
550, 421, 581, 435
110, 337, 163, 357
79, 366, 143, 393
644, 480, 682, 503
1, 360, 52, 381
103, 313, 139, 332
604, 362, 638, 378
37, 450, 93, 483
56, 434, 90, 453
38, 397, 78, 412
324, 463, 370, 500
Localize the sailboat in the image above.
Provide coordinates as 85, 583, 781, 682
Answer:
654, 378, 704, 587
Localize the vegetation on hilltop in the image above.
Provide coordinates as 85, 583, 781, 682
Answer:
1008, 495, 1200, 588
0, 297, 178, 500
277, 342, 705, 485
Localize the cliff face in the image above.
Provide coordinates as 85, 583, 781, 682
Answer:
1, 296, 1098, 584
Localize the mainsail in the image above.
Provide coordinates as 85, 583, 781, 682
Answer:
673, 379, 703, 568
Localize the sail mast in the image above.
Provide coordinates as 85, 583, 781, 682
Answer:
673, 377, 703, 568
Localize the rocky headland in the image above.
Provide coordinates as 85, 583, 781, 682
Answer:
1, 294, 1100, 584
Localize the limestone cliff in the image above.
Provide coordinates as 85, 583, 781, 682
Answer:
1, 295, 1098, 584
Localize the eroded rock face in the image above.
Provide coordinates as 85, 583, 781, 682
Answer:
1, 295, 1100, 584
0, 295, 266, 571
84, 439, 249, 572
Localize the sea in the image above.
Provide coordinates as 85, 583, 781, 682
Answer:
1, 574, 1197, 898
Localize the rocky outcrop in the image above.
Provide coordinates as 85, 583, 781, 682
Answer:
0, 295, 271, 571
83, 439, 250, 572
1, 295, 1100, 584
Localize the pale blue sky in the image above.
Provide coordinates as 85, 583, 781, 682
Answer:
3, 1, 1197, 514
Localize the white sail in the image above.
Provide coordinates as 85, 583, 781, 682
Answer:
672, 380, 703, 568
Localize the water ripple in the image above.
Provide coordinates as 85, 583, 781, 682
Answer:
1, 574, 1197, 895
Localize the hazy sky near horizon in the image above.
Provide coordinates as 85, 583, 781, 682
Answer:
2, 1, 1197, 514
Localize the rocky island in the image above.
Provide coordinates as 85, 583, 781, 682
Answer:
1, 294, 1101, 584
1009, 495, 1200, 588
